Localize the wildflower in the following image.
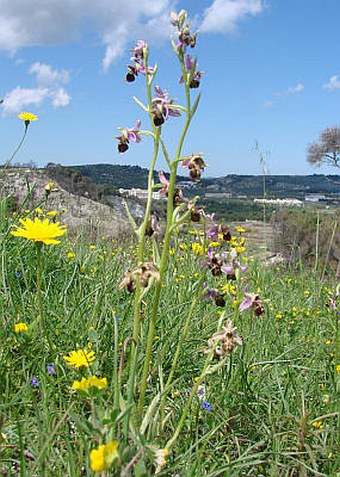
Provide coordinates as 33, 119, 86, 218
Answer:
67, 252, 76, 259
196, 384, 206, 401
158, 171, 170, 195
145, 213, 159, 237
204, 247, 223, 276
30, 377, 39, 387
44, 182, 54, 198
116, 120, 142, 153
18, 112, 38, 127
90, 441, 119, 472
236, 226, 246, 234
239, 285, 265, 316
205, 213, 231, 241
202, 401, 212, 411
119, 261, 160, 291
46, 210, 58, 217
72, 375, 108, 392
181, 153, 206, 181
311, 421, 323, 429
204, 319, 242, 360
171, 10, 198, 52
151, 86, 181, 127
190, 206, 204, 222
179, 54, 203, 88
202, 285, 226, 307
14, 322, 28, 333
154, 448, 169, 468
221, 260, 248, 278
63, 349, 96, 368
11, 217, 67, 245
192, 242, 204, 255
126, 40, 154, 81
130, 39, 147, 57
46, 363, 56, 375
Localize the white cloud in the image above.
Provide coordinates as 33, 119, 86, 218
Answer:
263, 100, 273, 108
200, 0, 265, 33
275, 82, 304, 97
2, 86, 49, 115
51, 88, 71, 108
0, 0, 173, 71
323, 75, 340, 91
2, 62, 71, 115
29, 62, 70, 86
286, 83, 304, 94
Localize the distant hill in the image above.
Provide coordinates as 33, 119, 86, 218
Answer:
69, 163, 340, 198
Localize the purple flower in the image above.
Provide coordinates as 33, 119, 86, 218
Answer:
130, 40, 147, 57
221, 261, 248, 277
151, 86, 181, 126
239, 285, 265, 316
115, 120, 142, 153
46, 363, 55, 375
30, 377, 39, 387
202, 401, 212, 411
179, 55, 203, 88
202, 285, 226, 307
158, 171, 170, 195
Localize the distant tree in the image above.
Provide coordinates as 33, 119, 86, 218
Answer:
307, 127, 340, 169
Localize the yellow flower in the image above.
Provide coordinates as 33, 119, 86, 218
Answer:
236, 226, 246, 233
90, 245, 96, 250
312, 421, 323, 429
209, 241, 220, 248
67, 252, 76, 259
46, 210, 58, 217
192, 242, 204, 255
154, 448, 169, 468
45, 182, 54, 192
18, 112, 38, 123
11, 217, 66, 245
63, 349, 96, 368
72, 375, 108, 392
14, 322, 28, 333
90, 441, 119, 472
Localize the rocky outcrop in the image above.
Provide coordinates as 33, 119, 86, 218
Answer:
0, 168, 144, 240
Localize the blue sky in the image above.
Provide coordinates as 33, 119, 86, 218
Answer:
1, 0, 340, 177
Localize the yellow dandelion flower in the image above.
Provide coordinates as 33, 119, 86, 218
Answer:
11, 217, 66, 245
63, 349, 95, 368
236, 226, 246, 233
18, 112, 38, 123
14, 322, 28, 333
72, 375, 108, 392
90, 441, 119, 472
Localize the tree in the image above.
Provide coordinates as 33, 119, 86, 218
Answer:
307, 127, 340, 169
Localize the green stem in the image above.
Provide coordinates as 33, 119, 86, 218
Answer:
4, 124, 29, 169
36, 243, 44, 330
124, 50, 160, 436
137, 53, 194, 417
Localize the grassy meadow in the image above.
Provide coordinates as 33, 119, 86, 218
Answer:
0, 197, 339, 476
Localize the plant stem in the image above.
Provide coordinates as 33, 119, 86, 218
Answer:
137, 53, 194, 417
4, 124, 28, 169
36, 243, 44, 330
